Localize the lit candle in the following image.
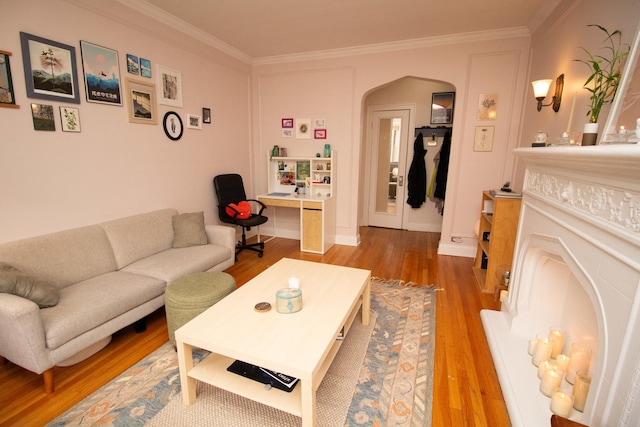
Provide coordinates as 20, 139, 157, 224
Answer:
538, 359, 554, 378
532, 337, 552, 367
566, 92, 576, 133
550, 388, 574, 417
548, 327, 565, 359
541, 367, 564, 397
572, 371, 591, 412
566, 343, 591, 384
556, 354, 571, 372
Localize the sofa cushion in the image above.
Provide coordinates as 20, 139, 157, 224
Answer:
0, 225, 117, 289
0, 262, 59, 308
121, 244, 232, 283
101, 209, 177, 269
172, 212, 208, 248
40, 271, 166, 350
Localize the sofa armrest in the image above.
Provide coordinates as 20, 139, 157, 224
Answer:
205, 224, 236, 259
0, 293, 50, 374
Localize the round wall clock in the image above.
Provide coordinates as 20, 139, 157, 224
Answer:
163, 111, 183, 140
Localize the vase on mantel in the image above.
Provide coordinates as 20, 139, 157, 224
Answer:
582, 123, 599, 146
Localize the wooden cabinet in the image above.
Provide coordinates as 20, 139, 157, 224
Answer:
472, 191, 522, 294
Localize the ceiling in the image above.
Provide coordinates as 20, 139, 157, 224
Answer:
127, 0, 560, 59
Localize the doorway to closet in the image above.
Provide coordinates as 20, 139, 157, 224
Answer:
362, 76, 454, 232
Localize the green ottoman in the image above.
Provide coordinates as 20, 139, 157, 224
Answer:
165, 271, 236, 346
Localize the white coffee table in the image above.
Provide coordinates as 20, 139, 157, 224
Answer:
175, 258, 371, 427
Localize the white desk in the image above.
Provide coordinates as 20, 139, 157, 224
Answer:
258, 193, 336, 254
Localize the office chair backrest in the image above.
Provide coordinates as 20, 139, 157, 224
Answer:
214, 174, 248, 219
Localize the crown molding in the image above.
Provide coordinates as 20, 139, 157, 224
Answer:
253, 27, 531, 65
116, 0, 252, 64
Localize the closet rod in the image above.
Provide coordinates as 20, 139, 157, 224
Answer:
415, 126, 452, 140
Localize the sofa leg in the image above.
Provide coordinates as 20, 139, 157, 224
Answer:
43, 368, 54, 394
134, 319, 147, 333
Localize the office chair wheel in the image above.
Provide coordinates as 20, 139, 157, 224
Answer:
260, 242, 265, 249
258, 252, 263, 258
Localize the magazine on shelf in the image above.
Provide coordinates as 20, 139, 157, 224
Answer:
259, 367, 299, 389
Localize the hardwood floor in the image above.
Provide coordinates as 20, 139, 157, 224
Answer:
0, 227, 509, 426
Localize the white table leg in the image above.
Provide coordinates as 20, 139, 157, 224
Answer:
301, 379, 317, 427
176, 340, 196, 405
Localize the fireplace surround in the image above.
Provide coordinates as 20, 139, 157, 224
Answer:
481, 145, 640, 426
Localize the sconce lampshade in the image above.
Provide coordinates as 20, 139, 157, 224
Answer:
532, 79, 553, 99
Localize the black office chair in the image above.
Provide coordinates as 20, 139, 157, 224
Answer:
213, 174, 268, 260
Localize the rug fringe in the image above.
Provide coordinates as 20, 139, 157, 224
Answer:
371, 277, 440, 289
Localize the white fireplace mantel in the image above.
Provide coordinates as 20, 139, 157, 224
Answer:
482, 145, 640, 427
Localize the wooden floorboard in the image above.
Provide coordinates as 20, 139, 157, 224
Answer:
0, 226, 510, 426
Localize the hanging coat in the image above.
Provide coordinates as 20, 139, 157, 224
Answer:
406, 132, 427, 208
433, 131, 452, 213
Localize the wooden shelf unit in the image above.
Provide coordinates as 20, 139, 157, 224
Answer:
473, 191, 521, 294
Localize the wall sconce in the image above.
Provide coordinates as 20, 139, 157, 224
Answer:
532, 74, 564, 112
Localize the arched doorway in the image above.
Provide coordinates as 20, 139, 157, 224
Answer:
361, 76, 455, 231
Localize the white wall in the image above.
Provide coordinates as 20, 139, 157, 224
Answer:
252, 34, 532, 254
0, 0, 252, 243
514, 0, 640, 188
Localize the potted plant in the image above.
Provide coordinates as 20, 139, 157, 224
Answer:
575, 25, 629, 144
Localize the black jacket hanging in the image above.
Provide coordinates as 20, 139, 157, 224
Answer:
434, 130, 451, 201
406, 132, 427, 208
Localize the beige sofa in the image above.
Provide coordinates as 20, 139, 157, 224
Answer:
0, 209, 235, 393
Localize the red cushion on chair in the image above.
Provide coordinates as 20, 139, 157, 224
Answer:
226, 201, 251, 219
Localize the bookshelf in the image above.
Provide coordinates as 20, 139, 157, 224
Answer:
473, 190, 522, 294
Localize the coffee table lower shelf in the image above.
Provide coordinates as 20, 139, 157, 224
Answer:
188, 354, 304, 416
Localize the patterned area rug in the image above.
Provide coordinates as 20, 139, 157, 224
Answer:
47, 279, 436, 426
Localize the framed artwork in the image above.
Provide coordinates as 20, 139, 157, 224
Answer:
0, 50, 18, 108
163, 111, 183, 140
430, 92, 455, 124
203, 107, 211, 123
296, 118, 311, 139
140, 58, 152, 78
282, 128, 293, 137
59, 106, 80, 132
80, 41, 122, 105
477, 93, 498, 120
20, 32, 80, 104
31, 103, 55, 131
126, 54, 139, 75
125, 78, 157, 124
282, 118, 294, 128
157, 65, 182, 107
474, 126, 494, 152
187, 114, 202, 129
314, 118, 326, 128
314, 129, 327, 139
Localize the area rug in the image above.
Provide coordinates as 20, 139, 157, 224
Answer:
48, 279, 436, 426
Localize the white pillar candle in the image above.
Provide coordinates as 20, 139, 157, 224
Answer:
550, 388, 574, 417
532, 337, 552, 367
572, 371, 591, 412
556, 354, 571, 372
566, 344, 591, 384
566, 92, 576, 133
528, 339, 537, 355
538, 360, 553, 379
548, 327, 565, 359
541, 367, 564, 397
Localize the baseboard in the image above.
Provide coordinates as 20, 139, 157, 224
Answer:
437, 242, 476, 257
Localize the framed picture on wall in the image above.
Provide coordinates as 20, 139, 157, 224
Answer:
20, 32, 80, 104
430, 92, 455, 124
125, 78, 157, 124
80, 41, 122, 105
59, 106, 80, 132
0, 50, 18, 108
157, 65, 182, 107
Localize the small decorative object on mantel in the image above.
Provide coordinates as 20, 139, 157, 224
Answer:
575, 24, 629, 145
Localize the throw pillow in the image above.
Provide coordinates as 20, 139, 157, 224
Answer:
0, 262, 59, 308
172, 211, 208, 248
225, 201, 251, 219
